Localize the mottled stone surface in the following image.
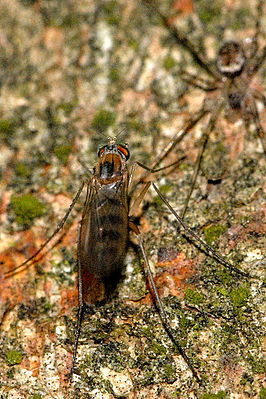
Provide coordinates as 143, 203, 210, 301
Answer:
0, 0, 265, 398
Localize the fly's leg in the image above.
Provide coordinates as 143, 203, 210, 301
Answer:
152, 183, 250, 278
129, 220, 201, 383
130, 156, 185, 215
151, 107, 208, 171
133, 163, 249, 277
142, 0, 219, 79
69, 221, 84, 381
136, 155, 186, 174
4, 181, 86, 277
131, 107, 208, 196
181, 99, 225, 219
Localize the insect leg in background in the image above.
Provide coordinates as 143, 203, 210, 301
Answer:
143, 0, 265, 218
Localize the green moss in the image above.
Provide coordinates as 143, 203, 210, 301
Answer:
128, 38, 140, 51
200, 391, 227, 399
0, 119, 16, 138
185, 288, 205, 305
163, 55, 176, 70
92, 109, 116, 131
126, 117, 143, 132
198, 0, 222, 24
57, 102, 75, 115
229, 284, 250, 308
259, 387, 266, 399
103, 0, 120, 26
29, 395, 42, 399
179, 162, 190, 171
61, 15, 80, 27
150, 341, 166, 355
6, 350, 23, 366
15, 162, 31, 178
215, 268, 233, 285
179, 315, 192, 333
20, 0, 39, 6
10, 194, 46, 228
251, 359, 266, 374
203, 224, 227, 244
217, 287, 228, 297
239, 373, 253, 385
162, 362, 176, 382
54, 144, 72, 165
109, 67, 120, 82
231, 8, 250, 30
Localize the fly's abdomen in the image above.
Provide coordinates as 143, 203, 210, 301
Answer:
79, 183, 128, 281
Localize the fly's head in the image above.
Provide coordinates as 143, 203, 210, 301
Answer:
216, 41, 246, 78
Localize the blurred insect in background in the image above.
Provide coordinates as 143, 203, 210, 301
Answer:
143, 0, 265, 218
3, 135, 248, 384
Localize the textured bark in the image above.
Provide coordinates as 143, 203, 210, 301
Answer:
0, 0, 265, 398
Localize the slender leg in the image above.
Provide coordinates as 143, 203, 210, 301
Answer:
142, 0, 219, 79
252, 89, 266, 106
130, 182, 151, 216
129, 221, 201, 383
136, 155, 186, 174
69, 222, 84, 381
181, 71, 219, 91
151, 107, 208, 171
4, 181, 86, 277
246, 96, 266, 154
249, 0, 264, 60
130, 107, 208, 200
181, 99, 225, 219
248, 45, 266, 77
152, 183, 250, 278
130, 157, 185, 215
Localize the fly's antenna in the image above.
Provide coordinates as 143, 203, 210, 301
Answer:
115, 126, 127, 141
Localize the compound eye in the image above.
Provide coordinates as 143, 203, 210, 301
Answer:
117, 145, 130, 160
97, 145, 107, 158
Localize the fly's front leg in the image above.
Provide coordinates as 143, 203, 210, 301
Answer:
131, 107, 208, 196
129, 156, 185, 215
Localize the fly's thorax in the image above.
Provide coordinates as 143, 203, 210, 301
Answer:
96, 152, 127, 182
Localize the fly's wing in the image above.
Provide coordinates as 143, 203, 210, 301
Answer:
78, 174, 129, 305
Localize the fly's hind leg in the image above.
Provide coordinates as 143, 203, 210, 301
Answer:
151, 182, 250, 278
129, 220, 202, 383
